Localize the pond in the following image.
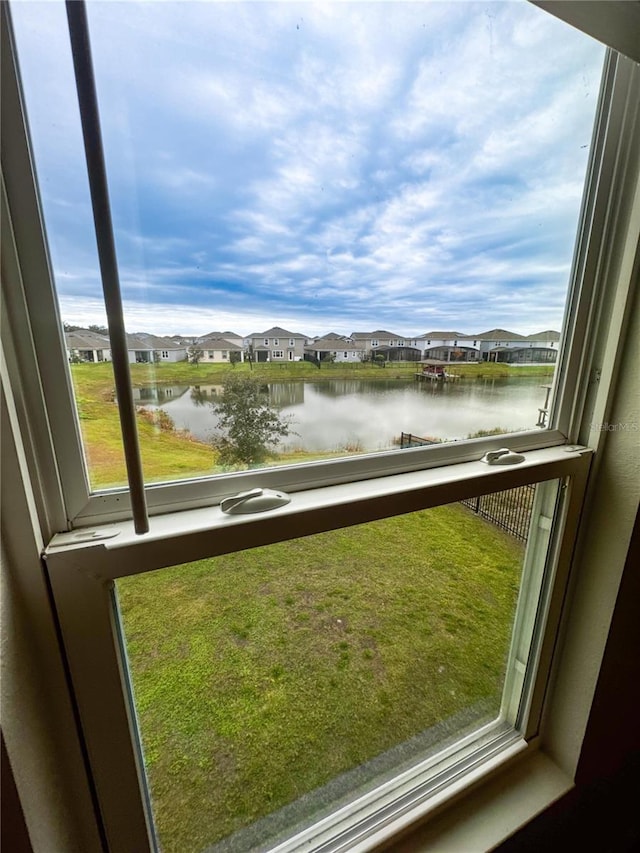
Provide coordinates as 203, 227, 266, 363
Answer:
137, 375, 551, 453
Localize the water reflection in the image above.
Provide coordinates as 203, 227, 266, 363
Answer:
133, 385, 189, 405
142, 377, 547, 452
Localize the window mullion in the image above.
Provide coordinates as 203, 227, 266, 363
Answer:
2, 4, 89, 529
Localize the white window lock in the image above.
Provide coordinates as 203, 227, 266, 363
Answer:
220, 488, 291, 514
481, 448, 526, 465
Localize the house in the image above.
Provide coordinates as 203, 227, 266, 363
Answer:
305, 335, 363, 363
469, 329, 561, 364
196, 330, 245, 351
125, 333, 188, 364
245, 326, 308, 362
65, 329, 112, 362
417, 331, 480, 362
349, 330, 423, 361
191, 336, 244, 363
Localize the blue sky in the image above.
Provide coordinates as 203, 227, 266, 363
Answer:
12, 1, 604, 337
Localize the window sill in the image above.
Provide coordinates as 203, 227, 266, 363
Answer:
47, 445, 588, 574
376, 747, 572, 852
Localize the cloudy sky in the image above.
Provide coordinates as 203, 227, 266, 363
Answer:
12, 1, 604, 338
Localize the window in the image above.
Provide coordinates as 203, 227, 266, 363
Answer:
289, 338, 295, 347
272, 350, 284, 359
9, 0, 611, 500
3, 3, 640, 853
222, 350, 228, 359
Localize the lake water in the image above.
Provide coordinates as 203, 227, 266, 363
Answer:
138, 376, 550, 452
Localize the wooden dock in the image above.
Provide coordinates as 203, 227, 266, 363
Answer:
415, 367, 460, 383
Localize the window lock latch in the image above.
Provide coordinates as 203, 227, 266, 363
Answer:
481, 448, 525, 465
220, 488, 291, 515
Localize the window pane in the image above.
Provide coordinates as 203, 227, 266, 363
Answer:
116, 482, 553, 851
11, 2, 604, 490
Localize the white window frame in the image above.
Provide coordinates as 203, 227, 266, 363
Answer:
43, 449, 589, 852
272, 349, 284, 359
3, 4, 640, 851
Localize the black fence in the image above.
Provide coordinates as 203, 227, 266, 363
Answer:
461, 484, 535, 542
399, 432, 440, 448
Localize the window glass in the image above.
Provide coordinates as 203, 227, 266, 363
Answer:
11, 2, 604, 491
116, 481, 554, 851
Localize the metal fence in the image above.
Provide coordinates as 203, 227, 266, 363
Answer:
461, 484, 535, 541
399, 432, 439, 448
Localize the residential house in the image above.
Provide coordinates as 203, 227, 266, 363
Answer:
65, 329, 111, 363
305, 334, 363, 363
126, 333, 188, 364
474, 329, 559, 363
192, 336, 244, 364
245, 326, 308, 362
417, 331, 480, 362
349, 330, 422, 361
509, 330, 561, 364
196, 330, 245, 351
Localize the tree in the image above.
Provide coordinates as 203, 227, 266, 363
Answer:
229, 350, 242, 367
189, 347, 203, 366
88, 324, 109, 335
212, 374, 292, 467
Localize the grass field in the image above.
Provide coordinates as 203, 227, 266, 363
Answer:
117, 502, 525, 852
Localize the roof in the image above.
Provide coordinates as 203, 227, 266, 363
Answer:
167, 335, 196, 344
350, 330, 401, 340
418, 331, 466, 339
65, 330, 110, 349
128, 333, 185, 350
313, 332, 351, 341
250, 326, 307, 338
526, 330, 561, 341
306, 340, 361, 352
197, 330, 242, 343
473, 328, 527, 341
196, 337, 242, 351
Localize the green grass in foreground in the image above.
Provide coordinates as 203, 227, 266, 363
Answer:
117, 503, 524, 852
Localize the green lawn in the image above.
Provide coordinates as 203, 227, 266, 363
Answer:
117, 504, 524, 852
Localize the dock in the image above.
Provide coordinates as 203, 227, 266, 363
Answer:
415, 365, 461, 383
